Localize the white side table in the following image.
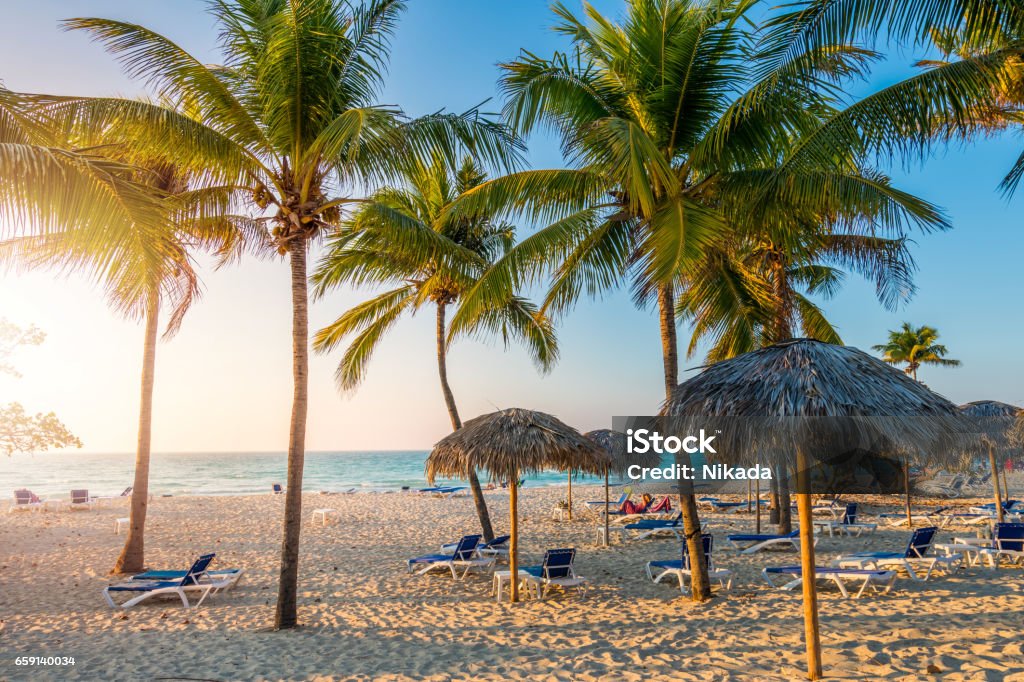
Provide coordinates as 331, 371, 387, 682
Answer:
312, 508, 338, 526
491, 569, 532, 602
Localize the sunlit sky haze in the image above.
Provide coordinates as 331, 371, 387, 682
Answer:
1, 1, 1021, 453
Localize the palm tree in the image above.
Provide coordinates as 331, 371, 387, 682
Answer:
441, 0, 948, 601
1, 93, 257, 572
64, 0, 516, 628
676, 174, 930, 532
873, 323, 961, 381
757, 0, 1024, 192
311, 155, 557, 541
678, 207, 921, 364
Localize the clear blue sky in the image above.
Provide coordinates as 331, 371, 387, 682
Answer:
1, 1, 1021, 453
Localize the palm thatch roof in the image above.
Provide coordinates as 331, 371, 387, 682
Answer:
960, 400, 1023, 451
584, 429, 661, 475
1013, 413, 1024, 450
426, 408, 610, 483
661, 339, 971, 468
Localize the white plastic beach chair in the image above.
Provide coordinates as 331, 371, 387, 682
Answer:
833, 527, 961, 581
726, 529, 816, 554
95, 487, 133, 507
408, 535, 494, 579
878, 506, 951, 528
521, 548, 587, 600
812, 503, 877, 537
9, 489, 44, 512
980, 523, 1024, 567
103, 554, 234, 609
761, 565, 897, 598
69, 489, 95, 511
646, 534, 733, 593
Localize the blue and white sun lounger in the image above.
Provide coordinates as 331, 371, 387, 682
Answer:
9, 489, 44, 513
104, 554, 233, 609
878, 506, 950, 527
130, 567, 245, 590
762, 565, 897, 598
833, 527, 960, 581
585, 492, 629, 512
970, 500, 1021, 515
441, 534, 510, 561
619, 513, 684, 541
521, 548, 587, 599
987, 522, 1024, 567
812, 503, 877, 537
408, 534, 493, 578
417, 486, 468, 497
727, 529, 815, 554
646, 534, 733, 592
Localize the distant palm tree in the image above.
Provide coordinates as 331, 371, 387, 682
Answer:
873, 323, 961, 381
312, 155, 557, 541
65, 0, 516, 628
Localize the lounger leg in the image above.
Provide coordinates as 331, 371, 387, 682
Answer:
193, 585, 214, 608
177, 589, 191, 608
103, 587, 117, 608
831, 576, 850, 598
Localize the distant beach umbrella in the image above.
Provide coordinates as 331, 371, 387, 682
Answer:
662, 339, 967, 681
426, 408, 609, 602
959, 400, 1022, 521
585, 429, 661, 547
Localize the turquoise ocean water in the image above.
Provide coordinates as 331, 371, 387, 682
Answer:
0, 450, 613, 498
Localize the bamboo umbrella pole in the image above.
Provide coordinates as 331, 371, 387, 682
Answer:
604, 467, 610, 547
567, 470, 573, 521
747, 478, 752, 512
904, 462, 913, 527
755, 469, 762, 534
1001, 462, 1009, 505
796, 446, 822, 681
988, 444, 1004, 524
510, 471, 520, 603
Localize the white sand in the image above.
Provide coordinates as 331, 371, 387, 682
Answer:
2, 486, 1023, 681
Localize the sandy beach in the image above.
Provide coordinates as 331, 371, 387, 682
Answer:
2, 485, 1023, 681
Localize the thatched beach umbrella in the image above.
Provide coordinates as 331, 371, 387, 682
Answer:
662, 339, 967, 681
585, 429, 661, 547
426, 408, 610, 602
959, 401, 1022, 523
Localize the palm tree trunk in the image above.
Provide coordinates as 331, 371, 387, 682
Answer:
777, 467, 793, 534
658, 284, 710, 602
275, 238, 309, 630
113, 291, 159, 574
769, 474, 780, 525
904, 462, 913, 526
436, 302, 493, 541
988, 444, 1004, 524
658, 285, 679, 399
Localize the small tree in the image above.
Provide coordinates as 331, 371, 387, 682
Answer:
0, 319, 82, 455
873, 323, 961, 382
